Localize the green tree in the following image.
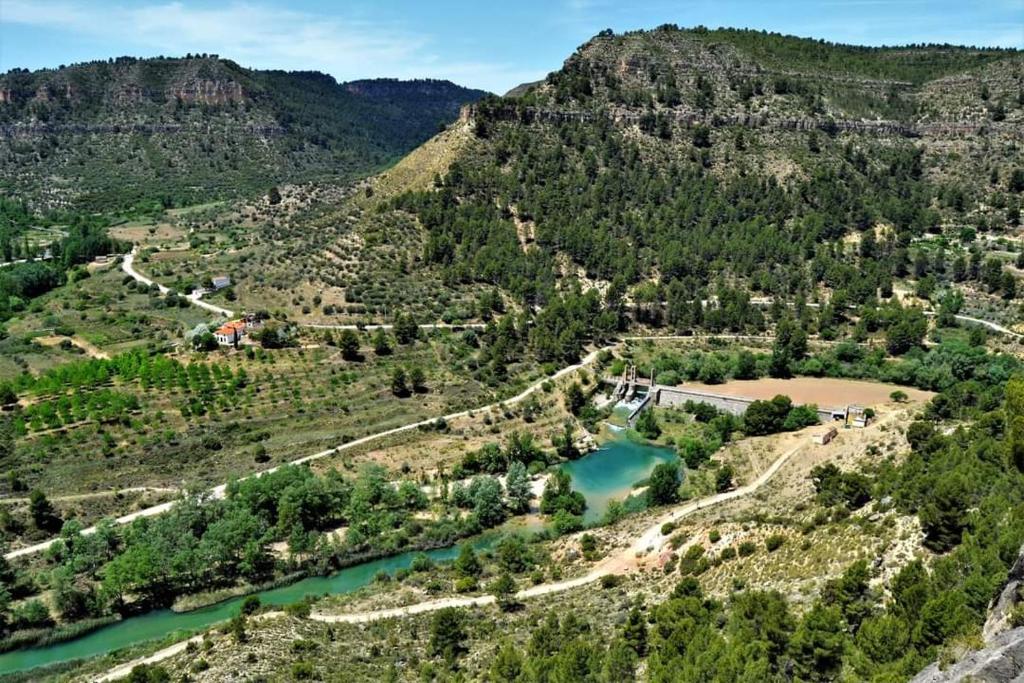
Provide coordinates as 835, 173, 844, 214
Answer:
393, 312, 419, 345
429, 607, 468, 663
505, 461, 532, 514
29, 489, 60, 532
634, 408, 661, 439
715, 463, 734, 492
338, 329, 360, 360
390, 367, 409, 397
409, 366, 427, 393
564, 382, 587, 416
372, 328, 391, 355
788, 604, 845, 681
919, 473, 969, 552
454, 543, 481, 578
470, 476, 506, 528
647, 462, 680, 505
490, 572, 518, 610
489, 641, 525, 682
127, 664, 171, 683
1007, 377, 1024, 472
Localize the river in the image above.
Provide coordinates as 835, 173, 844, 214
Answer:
0, 435, 676, 676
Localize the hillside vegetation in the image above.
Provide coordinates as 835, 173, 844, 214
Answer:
0, 57, 488, 210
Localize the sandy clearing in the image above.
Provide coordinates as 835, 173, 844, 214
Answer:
679, 377, 933, 407
34, 335, 110, 360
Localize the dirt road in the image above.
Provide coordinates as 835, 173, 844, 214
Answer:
5, 346, 612, 561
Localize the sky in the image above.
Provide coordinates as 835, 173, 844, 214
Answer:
1, 0, 1021, 94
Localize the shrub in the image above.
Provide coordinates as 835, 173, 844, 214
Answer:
291, 661, 314, 680
600, 574, 623, 589
765, 534, 786, 552
240, 595, 261, 615
284, 600, 311, 618
738, 541, 757, 557
720, 546, 737, 561
454, 577, 478, 593
708, 529, 721, 543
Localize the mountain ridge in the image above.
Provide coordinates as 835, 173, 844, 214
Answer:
0, 56, 488, 211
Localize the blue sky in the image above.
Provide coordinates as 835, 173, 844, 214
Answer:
1, 1, 1021, 93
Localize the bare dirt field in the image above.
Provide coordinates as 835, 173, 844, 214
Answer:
682, 376, 933, 407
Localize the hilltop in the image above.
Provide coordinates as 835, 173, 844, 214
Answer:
0, 56, 488, 210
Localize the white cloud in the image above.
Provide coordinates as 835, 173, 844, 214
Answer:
1, 0, 539, 92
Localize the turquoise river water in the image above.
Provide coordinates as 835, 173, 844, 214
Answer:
0, 435, 675, 675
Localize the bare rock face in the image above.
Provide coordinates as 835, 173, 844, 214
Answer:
985, 543, 1024, 641
0, 89, 12, 104
911, 628, 1024, 683
171, 79, 245, 105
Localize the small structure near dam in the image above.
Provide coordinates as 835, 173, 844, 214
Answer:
609, 365, 866, 428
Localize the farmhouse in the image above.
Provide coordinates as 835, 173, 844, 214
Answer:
211, 275, 232, 290
213, 314, 263, 346
214, 320, 246, 346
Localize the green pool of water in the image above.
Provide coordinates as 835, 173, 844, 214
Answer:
561, 435, 678, 522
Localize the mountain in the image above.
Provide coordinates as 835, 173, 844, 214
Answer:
0, 56, 488, 211
362, 27, 1022, 312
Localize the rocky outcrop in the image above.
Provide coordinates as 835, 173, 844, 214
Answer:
0, 89, 12, 104
985, 543, 1024, 641
910, 627, 1024, 683
468, 103, 1023, 140
171, 79, 245, 105
0, 123, 285, 138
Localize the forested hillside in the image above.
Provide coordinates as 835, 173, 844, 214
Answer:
0, 57, 488, 211
372, 27, 1023, 325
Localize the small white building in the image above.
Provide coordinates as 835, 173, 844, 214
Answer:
211, 275, 232, 290
812, 426, 838, 445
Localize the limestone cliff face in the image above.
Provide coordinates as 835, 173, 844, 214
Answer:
911, 628, 1024, 683
171, 79, 246, 105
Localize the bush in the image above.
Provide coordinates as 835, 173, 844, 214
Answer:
240, 595, 261, 615
291, 661, 314, 680
708, 529, 721, 543
600, 574, 623, 589
738, 541, 757, 557
765, 534, 786, 552
720, 546, 737, 561
284, 600, 311, 618
454, 577, 478, 593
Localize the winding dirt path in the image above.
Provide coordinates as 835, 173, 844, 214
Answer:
310, 438, 811, 625
0, 486, 176, 505
33, 335, 110, 360
121, 250, 234, 318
